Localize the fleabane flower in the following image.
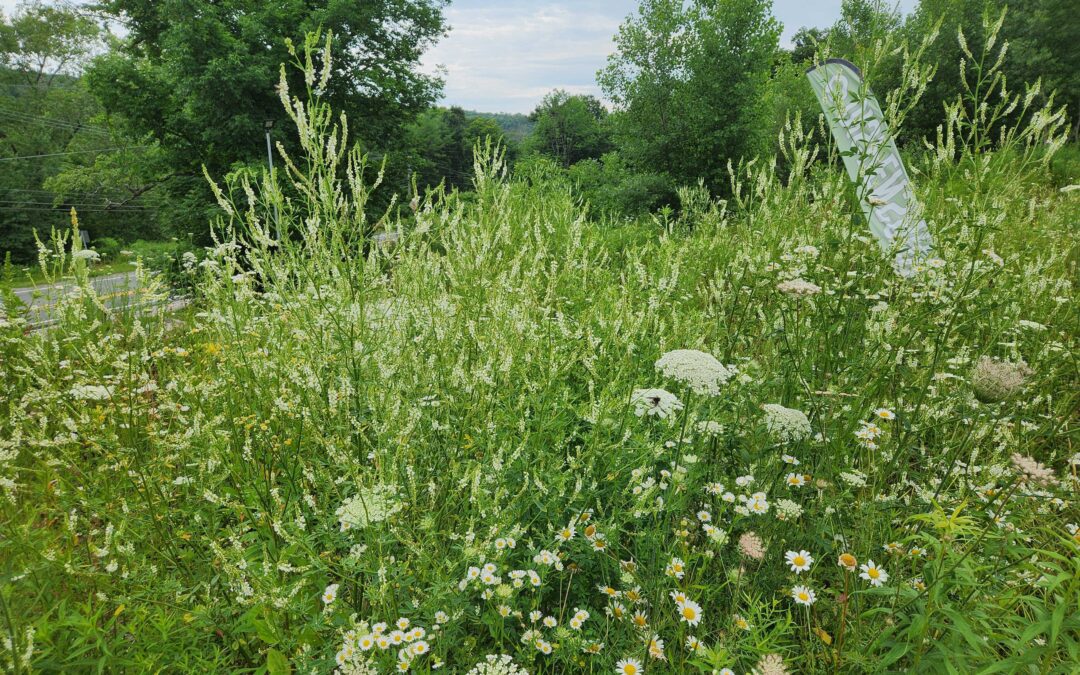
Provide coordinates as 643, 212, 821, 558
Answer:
785, 550, 813, 573
859, 560, 888, 586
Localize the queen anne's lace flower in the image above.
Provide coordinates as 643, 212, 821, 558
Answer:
751, 653, 789, 675
1010, 453, 1057, 487
69, 384, 111, 401
776, 279, 821, 297
465, 654, 529, 675
971, 357, 1031, 403
654, 349, 734, 396
762, 404, 812, 443
631, 388, 684, 419
337, 483, 403, 531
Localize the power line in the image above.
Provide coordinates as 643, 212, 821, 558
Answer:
0, 199, 150, 208
0, 205, 155, 213
0, 108, 113, 137
0, 146, 147, 162
1, 189, 133, 201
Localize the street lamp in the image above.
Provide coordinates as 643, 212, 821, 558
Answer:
264, 119, 275, 173
264, 119, 280, 234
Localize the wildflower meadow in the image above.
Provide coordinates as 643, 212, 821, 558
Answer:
2, 27, 1078, 675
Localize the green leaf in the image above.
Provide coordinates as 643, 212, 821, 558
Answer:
266, 648, 291, 675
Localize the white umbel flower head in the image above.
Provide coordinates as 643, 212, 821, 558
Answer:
654, 349, 734, 396
631, 388, 684, 419
762, 404, 812, 443
337, 483, 403, 531
466, 654, 529, 675
777, 279, 821, 297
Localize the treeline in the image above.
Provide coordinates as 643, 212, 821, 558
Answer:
1, 0, 1076, 263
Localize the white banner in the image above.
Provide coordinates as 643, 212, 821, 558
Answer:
807, 59, 933, 276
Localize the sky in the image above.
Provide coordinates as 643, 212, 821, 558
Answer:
420, 0, 918, 113
3, 0, 919, 114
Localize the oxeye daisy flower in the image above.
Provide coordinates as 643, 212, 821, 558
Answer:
557, 524, 576, 541
785, 550, 813, 573
665, 557, 686, 579
543, 616, 557, 628
837, 552, 857, 571
616, 657, 644, 675
791, 585, 816, 606
396, 617, 410, 631
733, 614, 751, 631
859, 560, 888, 586
322, 583, 339, 604
631, 612, 649, 629
785, 472, 806, 487
358, 634, 375, 651
685, 635, 702, 652
697, 510, 712, 522
874, 408, 896, 420
647, 634, 666, 660
677, 599, 703, 626
599, 584, 620, 598
410, 640, 429, 656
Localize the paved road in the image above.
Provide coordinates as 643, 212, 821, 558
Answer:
5, 271, 181, 328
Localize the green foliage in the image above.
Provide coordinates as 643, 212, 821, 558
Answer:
0, 4, 168, 263
464, 110, 535, 144
406, 106, 516, 193
2, 33, 1077, 673
84, 0, 449, 238
527, 90, 612, 168
598, 0, 780, 191
567, 151, 677, 217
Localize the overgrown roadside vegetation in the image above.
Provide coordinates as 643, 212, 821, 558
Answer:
1, 20, 1078, 675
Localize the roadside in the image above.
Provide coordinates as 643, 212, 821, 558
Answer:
0, 259, 138, 290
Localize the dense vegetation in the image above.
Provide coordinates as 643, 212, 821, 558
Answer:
3, 9, 1079, 672
3, 0, 1078, 265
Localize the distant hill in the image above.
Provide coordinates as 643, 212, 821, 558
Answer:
464, 110, 534, 144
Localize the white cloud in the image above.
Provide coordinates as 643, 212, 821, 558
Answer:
420, 2, 631, 113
